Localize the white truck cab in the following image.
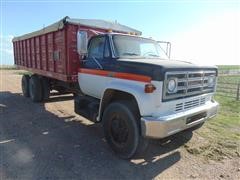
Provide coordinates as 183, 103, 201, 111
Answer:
75, 33, 219, 159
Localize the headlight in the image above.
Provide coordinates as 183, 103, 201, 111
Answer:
208, 75, 215, 87
167, 79, 177, 93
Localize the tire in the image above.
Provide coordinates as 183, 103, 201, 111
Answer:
21, 75, 30, 97
102, 100, 148, 159
42, 77, 50, 101
29, 75, 43, 102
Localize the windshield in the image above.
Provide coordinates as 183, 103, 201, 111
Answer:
113, 35, 169, 59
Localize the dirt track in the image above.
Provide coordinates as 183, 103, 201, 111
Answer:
0, 70, 239, 180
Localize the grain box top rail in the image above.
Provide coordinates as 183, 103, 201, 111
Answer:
12, 16, 142, 42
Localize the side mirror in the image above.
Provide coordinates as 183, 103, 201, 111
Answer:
77, 31, 88, 55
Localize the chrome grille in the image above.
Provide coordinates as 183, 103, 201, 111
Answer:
164, 71, 216, 100
175, 97, 206, 112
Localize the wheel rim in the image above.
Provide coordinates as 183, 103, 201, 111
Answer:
110, 113, 129, 147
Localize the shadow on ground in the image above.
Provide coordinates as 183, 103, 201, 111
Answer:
0, 91, 193, 179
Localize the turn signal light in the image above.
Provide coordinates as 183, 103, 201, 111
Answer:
144, 84, 156, 93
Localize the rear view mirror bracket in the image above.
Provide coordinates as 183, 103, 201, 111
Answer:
157, 41, 171, 59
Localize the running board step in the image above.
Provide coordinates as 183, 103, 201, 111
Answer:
74, 95, 99, 122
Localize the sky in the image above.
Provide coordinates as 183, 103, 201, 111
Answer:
0, 0, 239, 65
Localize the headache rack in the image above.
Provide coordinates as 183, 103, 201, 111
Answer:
163, 70, 216, 100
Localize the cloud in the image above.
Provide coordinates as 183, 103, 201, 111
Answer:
0, 35, 14, 65
168, 11, 240, 65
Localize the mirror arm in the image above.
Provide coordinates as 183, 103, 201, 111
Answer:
168, 43, 171, 59
157, 41, 171, 59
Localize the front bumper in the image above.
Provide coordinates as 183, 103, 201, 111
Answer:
141, 100, 219, 139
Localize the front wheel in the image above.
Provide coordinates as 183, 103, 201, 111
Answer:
102, 100, 148, 159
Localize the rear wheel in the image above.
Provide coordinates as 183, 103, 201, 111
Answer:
102, 100, 148, 159
29, 75, 43, 102
42, 77, 50, 101
21, 74, 30, 97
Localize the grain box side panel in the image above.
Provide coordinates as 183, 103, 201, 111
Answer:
17, 42, 20, 65
53, 30, 65, 74
19, 41, 22, 65
26, 39, 31, 68
45, 35, 49, 71
47, 33, 54, 72
22, 41, 25, 66
30, 38, 36, 68
20, 41, 23, 66
66, 24, 80, 77
21, 40, 25, 66
13, 24, 88, 82
40, 35, 47, 71
24, 40, 27, 67
35, 37, 41, 69
28, 39, 32, 68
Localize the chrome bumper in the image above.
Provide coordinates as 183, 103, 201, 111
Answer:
141, 100, 219, 139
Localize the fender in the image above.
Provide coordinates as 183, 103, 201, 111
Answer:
98, 79, 163, 121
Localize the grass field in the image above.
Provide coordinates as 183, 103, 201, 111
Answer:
0, 65, 17, 70
217, 65, 240, 71
217, 76, 240, 84
186, 94, 240, 161
185, 66, 240, 161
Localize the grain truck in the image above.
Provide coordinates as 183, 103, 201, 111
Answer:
13, 17, 219, 159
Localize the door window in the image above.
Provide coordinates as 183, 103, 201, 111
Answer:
88, 37, 105, 59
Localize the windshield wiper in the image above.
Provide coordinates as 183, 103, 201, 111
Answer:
122, 52, 139, 56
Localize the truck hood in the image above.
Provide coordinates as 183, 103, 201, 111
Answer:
115, 58, 218, 81
118, 58, 217, 69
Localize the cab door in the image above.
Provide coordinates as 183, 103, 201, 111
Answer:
78, 35, 113, 98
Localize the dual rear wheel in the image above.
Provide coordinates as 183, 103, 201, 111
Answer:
21, 74, 50, 102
